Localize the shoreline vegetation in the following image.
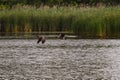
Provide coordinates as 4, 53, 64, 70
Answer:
0, 6, 120, 39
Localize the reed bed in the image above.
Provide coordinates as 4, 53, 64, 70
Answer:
0, 6, 120, 38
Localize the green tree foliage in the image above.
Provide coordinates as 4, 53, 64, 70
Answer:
0, 0, 120, 8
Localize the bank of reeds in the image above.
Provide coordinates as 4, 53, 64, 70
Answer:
0, 6, 120, 38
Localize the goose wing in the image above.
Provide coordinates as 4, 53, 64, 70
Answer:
37, 37, 42, 44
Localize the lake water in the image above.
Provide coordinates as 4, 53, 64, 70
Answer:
0, 39, 120, 80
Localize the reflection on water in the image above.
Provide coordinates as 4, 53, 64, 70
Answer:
0, 39, 120, 80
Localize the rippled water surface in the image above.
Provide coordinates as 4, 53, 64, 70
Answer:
0, 39, 120, 80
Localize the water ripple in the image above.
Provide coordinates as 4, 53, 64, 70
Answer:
0, 39, 120, 79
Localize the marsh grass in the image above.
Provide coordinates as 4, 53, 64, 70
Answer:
0, 6, 120, 38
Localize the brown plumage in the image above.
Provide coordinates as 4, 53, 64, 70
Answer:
37, 35, 46, 44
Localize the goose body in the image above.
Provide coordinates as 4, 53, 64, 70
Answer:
37, 35, 46, 44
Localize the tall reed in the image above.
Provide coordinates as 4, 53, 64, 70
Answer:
0, 6, 120, 38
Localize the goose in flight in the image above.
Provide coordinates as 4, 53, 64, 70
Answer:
58, 33, 66, 39
37, 35, 46, 44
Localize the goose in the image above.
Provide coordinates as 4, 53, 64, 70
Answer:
58, 33, 66, 39
37, 35, 46, 44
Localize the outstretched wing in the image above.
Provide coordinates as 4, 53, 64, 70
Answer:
37, 37, 42, 44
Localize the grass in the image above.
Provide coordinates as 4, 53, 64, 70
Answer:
0, 6, 120, 38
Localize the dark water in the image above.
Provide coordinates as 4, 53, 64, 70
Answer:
0, 39, 120, 80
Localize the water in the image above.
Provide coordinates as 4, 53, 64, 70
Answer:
0, 39, 120, 80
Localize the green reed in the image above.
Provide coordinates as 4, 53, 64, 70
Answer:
0, 6, 120, 38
